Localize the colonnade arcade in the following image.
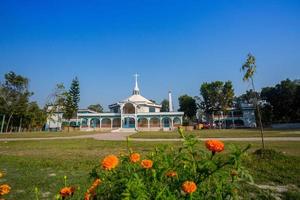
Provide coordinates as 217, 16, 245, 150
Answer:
80, 116, 182, 130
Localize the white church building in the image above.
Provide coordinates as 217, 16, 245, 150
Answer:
72, 75, 183, 132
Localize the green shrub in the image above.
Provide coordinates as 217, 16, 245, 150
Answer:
81, 129, 253, 200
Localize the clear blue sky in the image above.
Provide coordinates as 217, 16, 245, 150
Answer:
0, 0, 299, 110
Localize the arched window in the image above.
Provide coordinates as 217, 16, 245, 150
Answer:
138, 118, 148, 128
113, 118, 121, 128
173, 117, 181, 127
150, 118, 160, 128
90, 118, 100, 128
123, 103, 135, 114
101, 118, 111, 128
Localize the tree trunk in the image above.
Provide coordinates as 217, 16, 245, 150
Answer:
251, 78, 265, 150
18, 117, 22, 132
0, 115, 5, 133
5, 113, 13, 133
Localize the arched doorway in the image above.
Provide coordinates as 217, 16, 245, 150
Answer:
81, 118, 88, 127
138, 118, 148, 128
90, 118, 100, 128
150, 117, 160, 128
112, 118, 121, 128
123, 103, 135, 114
123, 117, 135, 128
173, 117, 181, 128
162, 117, 171, 128
101, 118, 111, 128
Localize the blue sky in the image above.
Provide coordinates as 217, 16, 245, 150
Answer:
0, 0, 299, 110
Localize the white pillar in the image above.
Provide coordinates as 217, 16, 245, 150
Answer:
168, 91, 173, 112
147, 118, 150, 129
160, 117, 162, 128
110, 118, 113, 129
87, 118, 91, 128
99, 117, 102, 128
171, 117, 174, 130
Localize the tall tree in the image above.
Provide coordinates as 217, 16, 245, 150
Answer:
241, 53, 265, 149
160, 99, 169, 112
63, 93, 75, 132
0, 71, 32, 132
88, 104, 104, 113
261, 79, 300, 122
69, 77, 80, 113
199, 81, 234, 115
178, 95, 197, 121
63, 77, 80, 132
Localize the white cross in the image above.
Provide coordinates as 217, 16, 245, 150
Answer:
134, 73, 139, 81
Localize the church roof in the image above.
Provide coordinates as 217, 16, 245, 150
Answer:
123, 94, 152, 104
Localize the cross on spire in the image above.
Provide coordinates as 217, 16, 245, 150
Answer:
133, 73, 140, 95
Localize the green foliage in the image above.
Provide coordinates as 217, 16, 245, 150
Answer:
199, 81, 234, 114
88, 129, 252, 199
241, 53, 256, 82
160, 99, 169, 112
62, 77, 81, 130
0, 71, 46, 132
69, 77, 80, 112
88, 104, 104, 113
178, 95, 197, 120
261, 79, 300, 123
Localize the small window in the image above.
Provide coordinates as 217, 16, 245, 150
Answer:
149, 107, 155, 112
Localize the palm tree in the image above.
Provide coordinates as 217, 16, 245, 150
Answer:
241, 53, 265, 149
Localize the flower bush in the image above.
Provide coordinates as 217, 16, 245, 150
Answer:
0, 170, 11, 199
84, 127, 252, 200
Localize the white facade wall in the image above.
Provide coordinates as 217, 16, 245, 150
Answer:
243, 110, 256, 128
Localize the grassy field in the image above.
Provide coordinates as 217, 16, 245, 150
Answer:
0, 137, 300, 199
0, 131, 104, 139
130, 129, 300, 139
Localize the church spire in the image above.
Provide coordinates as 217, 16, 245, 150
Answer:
133, 73, 140, 95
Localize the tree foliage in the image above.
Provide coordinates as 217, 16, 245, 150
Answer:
62, 77, 81, 131
0, 71, 46, 132
88, 104, 104, 113
261, 79, 300, 122
69, 77, 80, 111
178, 95, 197, 120
199, 81, 234, 114
160, 99, 169, 112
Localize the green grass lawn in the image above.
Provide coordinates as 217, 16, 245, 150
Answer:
130, 129, 300, 139
0, 139, 300, 199
0, 131, 105, 139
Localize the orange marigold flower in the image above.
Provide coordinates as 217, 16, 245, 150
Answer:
166, 171, 177, 177
205, 140, 224, 153
59, 186, 75, 197
0, 184, 11, 195
181, 181, 197, 194
141, 159, 153, 169
101, 155, 119, 170
130, 153, 140, 163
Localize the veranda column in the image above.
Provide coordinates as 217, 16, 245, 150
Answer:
87, 118, 91, 128
160, 117, 162, 128
147, 118, 150, 129
99, 117, 102, 129
231, 111, 235, 129
171, 117, 174, 130
110, 118, 113, 129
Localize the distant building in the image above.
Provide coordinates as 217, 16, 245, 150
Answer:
204, 103, 256, 128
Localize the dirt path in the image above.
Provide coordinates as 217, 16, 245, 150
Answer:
1, 132, 300, 142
